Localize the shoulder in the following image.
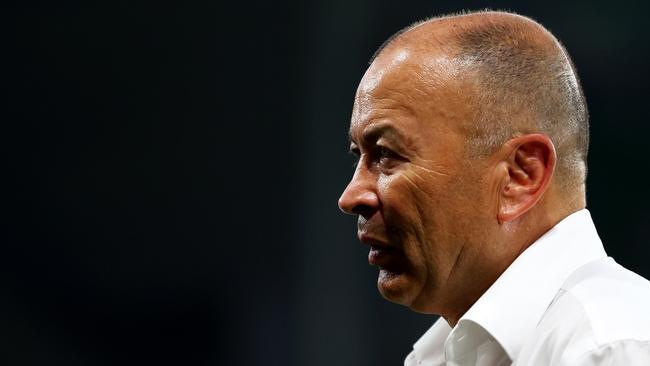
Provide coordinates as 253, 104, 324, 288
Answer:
563, 257, 650, 344
515, 258, 650, 365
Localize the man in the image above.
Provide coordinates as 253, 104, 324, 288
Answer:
338, 10, 650, 366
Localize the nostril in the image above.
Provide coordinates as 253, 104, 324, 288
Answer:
353, 203, 376, 219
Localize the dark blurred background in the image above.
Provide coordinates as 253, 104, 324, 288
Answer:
3, 1, 649, 365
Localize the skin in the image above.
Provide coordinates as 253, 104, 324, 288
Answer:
338, 13, 586, 326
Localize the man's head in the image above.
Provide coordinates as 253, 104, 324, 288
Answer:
338, 11, 589, 325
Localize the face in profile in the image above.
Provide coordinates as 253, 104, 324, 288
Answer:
338, 46, 495, 314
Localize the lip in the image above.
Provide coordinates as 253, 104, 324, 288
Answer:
368, 245, 396, 265
357, 232, 397, 266
357, 232, 390, 248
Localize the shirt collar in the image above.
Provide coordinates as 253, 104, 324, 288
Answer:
456, 209, 607, 360
410, 316, 451, 365
408, 209, 607, 364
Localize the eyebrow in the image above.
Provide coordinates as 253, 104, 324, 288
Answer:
349, 122, 414, 149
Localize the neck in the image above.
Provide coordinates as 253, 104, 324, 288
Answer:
440, 197, 585, 327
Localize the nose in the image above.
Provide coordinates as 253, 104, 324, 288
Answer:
338, 166, 380, 218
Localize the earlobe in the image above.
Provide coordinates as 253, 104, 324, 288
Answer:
497, 134, 556, 223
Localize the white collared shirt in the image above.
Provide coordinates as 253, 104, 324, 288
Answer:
405, 209, 650, 365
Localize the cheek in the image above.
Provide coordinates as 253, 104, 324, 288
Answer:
377, 171, 435, 224
379, 168, 451, 218
377, 170, 447, 257
379, 169, 471, 262
380, 166, 437, 194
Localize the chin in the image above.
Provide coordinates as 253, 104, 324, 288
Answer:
377, 269, 439, 314
377, 268, 420, 306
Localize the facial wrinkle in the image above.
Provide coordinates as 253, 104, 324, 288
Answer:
400, 172, 430, 196
444, 238, 468, 309
376, 86, 414, 101
407, 181, 439, 311
371, 97, 417, 118
412, 163, 451, 177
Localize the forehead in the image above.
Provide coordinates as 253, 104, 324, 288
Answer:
350, 46, 471, 143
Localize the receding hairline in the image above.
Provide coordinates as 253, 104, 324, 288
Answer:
370, 10, 558, 65
367, 9, 591, 194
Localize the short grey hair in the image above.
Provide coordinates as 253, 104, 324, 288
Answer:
372, 10, 590, 191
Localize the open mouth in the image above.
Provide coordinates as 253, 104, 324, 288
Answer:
368, 245, 399, 267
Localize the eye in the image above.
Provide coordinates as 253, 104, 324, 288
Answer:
377, 146, 390, 158
376, 146, 399, 167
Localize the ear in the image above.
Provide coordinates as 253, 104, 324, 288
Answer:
497, 134, 556, 223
